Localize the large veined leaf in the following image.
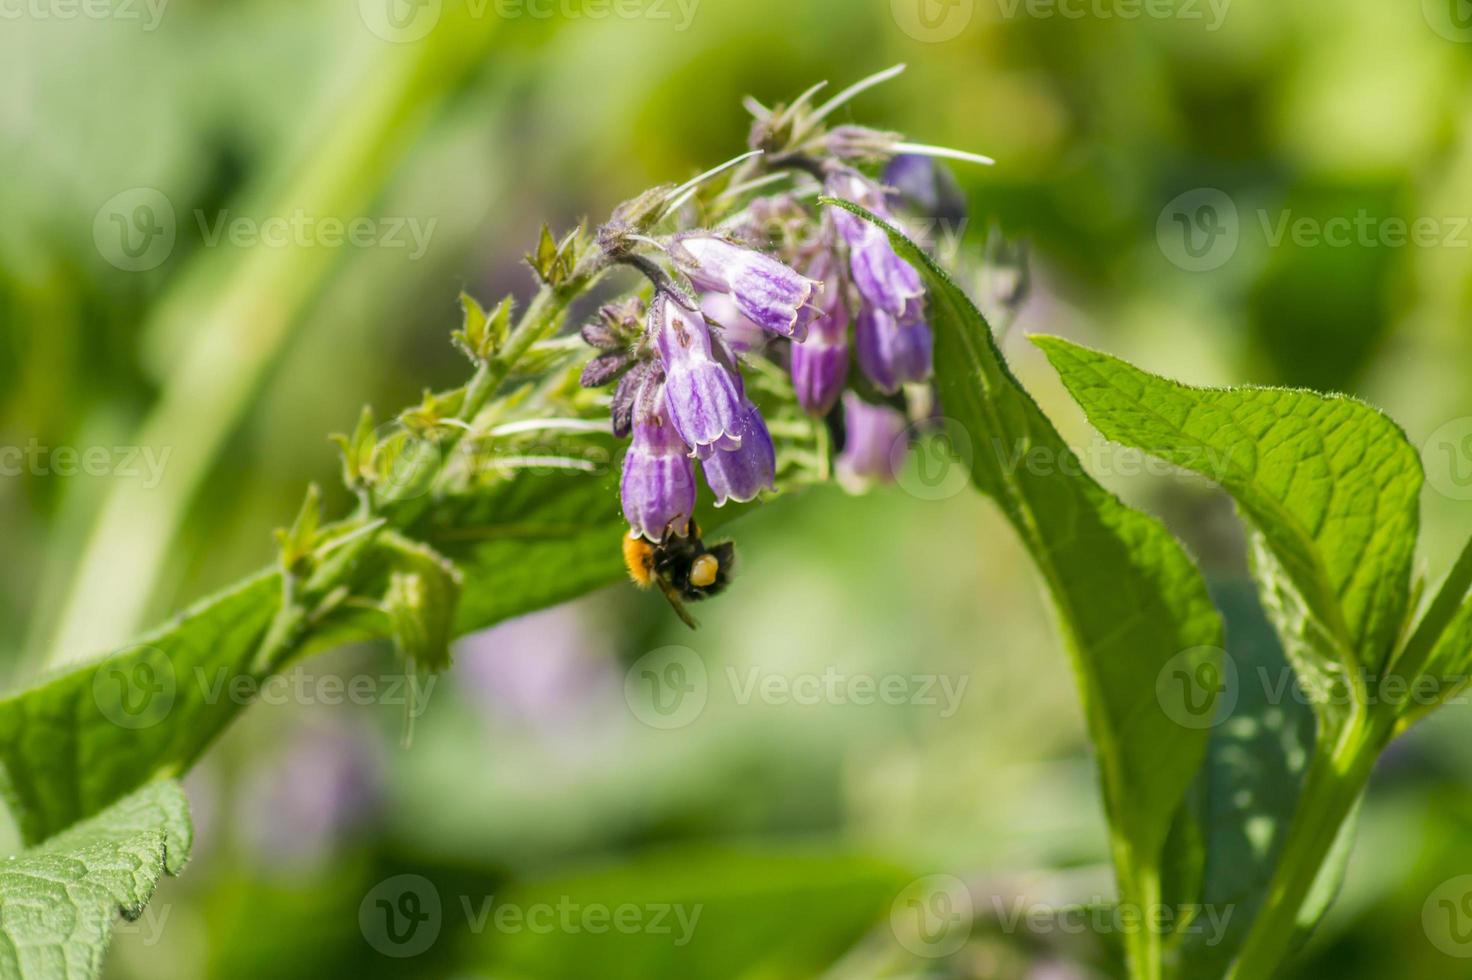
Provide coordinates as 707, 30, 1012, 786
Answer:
0, 780, 192, 980
823, 200, 1223, 976
1035, 337, 1432, 977
1034, 337, 1422, 728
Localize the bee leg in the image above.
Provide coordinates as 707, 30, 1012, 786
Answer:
658, 583, 701, 630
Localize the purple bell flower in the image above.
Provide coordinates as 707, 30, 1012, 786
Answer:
827, 171, 925, 318
883, 153, 968, 230
620, 375, 697, 540
670, 233, 819, 341
836, 391, 908, 492
652, 293, 745, 455
701, 400, 776, 506
790, 258, 850, 416
855, 302, 932, 394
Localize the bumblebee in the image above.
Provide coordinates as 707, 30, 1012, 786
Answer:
622, 520, 736, 629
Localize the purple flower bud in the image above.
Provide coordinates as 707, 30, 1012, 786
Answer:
609, 359, 656, 438
855, 302, 932, 394
700, 292, 768, 354
836, 392, 907, 492
790, 263, 850, 416
883, 154, 967, 230
652, 293, 745, 454
581, 322, 619, 350
580, 350, 634, 389
827, 172, 925, 318
583, 297, 644, 349
700, 400, 776, 506
620, 378, 696, 540
670, 234, 819, 340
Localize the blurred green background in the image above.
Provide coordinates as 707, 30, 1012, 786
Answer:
6, 0, 1472, 977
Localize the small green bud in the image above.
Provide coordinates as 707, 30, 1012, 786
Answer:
398, 387, 468, 439
378, 533, 463, 676
451, 293, 513, 363
329, 405, 378, 490
596, 184, 677, 257
275, 484, 323, 574
526, 222, 587, 287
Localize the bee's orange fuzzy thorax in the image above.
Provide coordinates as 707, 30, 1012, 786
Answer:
622, 532, 655, 587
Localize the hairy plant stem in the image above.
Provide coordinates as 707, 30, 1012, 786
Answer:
1225, 709, 1391, 979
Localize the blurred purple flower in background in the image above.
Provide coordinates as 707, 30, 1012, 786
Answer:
455, 605, 621, 748
238, 720, 384, 870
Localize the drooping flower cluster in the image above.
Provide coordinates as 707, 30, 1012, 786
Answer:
579, 66, 1019, 544
582, 251, 810, 539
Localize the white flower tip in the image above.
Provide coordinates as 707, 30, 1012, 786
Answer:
890, 142, 996, 167
811, 64, 910, 124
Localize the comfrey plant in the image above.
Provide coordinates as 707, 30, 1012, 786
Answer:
0, 65, 1469, 980
569, 73, 996, 621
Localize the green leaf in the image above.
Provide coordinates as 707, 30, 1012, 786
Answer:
0, 780, 191, 980
823, 199, 1223, 976
1034, 337, 1423, 719
0, 575, 280, 845
405, 464, 627, 633
1386, 535, 1472, 728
